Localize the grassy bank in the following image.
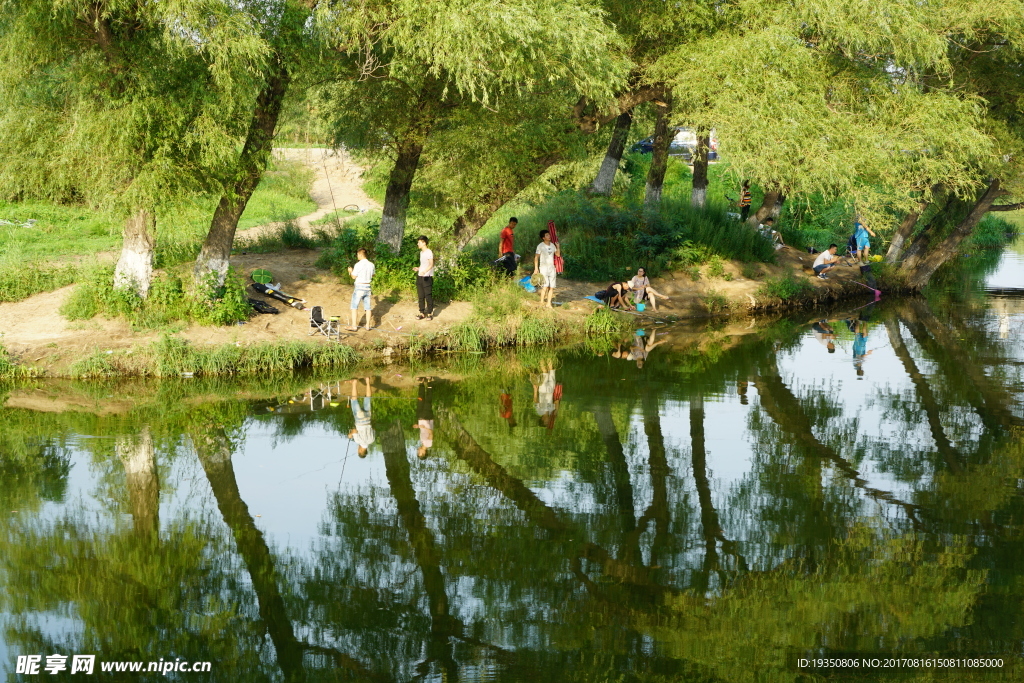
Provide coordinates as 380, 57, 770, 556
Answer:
0, 156, 315, 303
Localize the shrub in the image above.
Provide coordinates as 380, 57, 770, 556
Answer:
706, 256, 726, 278
756, 271, 814, 301
700, 289, 731, 315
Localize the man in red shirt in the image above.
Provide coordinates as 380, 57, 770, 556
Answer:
498, 217, 517, 277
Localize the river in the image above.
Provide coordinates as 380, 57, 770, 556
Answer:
2, 249, 1023, 682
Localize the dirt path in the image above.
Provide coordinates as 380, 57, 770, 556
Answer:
237, 147, 381, 241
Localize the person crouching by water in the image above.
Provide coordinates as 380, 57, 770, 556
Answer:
347, 248, 375, 331
412, 377, 434, 458
606, 281, 634, 310
813, 244, 840, 279
413, 235, 435, 321
348, 378, 374, 457
534, 229, 560, 308
629, 268, 670, 311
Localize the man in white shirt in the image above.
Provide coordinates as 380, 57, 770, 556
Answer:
347, 248, 375, 331
348, 378, 375, 457
533, 229, 560, 308
412, 235, 435, 320
813, 244, 839, 279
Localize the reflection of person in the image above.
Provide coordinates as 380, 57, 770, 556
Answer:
852, 321, 873, 378
532, 360, 560, 429
498, 217, 518, 277
853, 218, 877, 264
533, 229, 560, 308
347, 248, 375, 331
412, 377, 434, 458
625, 329, 668, 369
499, 390, 517, 430
812, 320, 836, 353
629, 268, 670, 311
413, 235, 435, 321
348, 378, 374, 457
813, 244, 840, 279
737, 379, 749, 405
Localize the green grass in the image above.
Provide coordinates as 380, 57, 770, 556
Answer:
756, 271, 814, 302
68, 336, 358, 378
0, 157, 315, 303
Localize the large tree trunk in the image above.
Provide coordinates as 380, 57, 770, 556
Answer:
690, 129, 711, 208
589, 109, 633, 196
904, 179, 1004, 289
885, 185, 941, 264
378, 138, 426, 254
746, 189, 782, 227
114, 208, 155, 298
194, 66, 290, 285
644, 92, 673, 211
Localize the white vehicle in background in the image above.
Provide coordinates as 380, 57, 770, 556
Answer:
631, 128, 719, 161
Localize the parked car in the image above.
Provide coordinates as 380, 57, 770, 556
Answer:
630, 127, 718, 161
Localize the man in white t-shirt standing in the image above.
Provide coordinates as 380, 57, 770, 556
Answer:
413, 235, 435, 321
813, 244, 839, 279
347, 248, 375, 331
533, 229, 560, 308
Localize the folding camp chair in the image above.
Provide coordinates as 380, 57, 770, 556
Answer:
309, 306, 342, 342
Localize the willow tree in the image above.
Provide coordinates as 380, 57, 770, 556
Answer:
193, 0, 321, 284
652, 0, 1015, 254
314, 0, 627, 254
0, 0, 264, 296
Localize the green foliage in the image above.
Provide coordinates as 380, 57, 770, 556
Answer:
756, 271, 814, 301
316, 223, 490, 301
68, 337, 358, 378
706, 256, 726, 279
584, 307, 631, 336
60, 267, 251, 328
478, 191, 773, 284
700, 289, 730, 315
0, 263, 78, 303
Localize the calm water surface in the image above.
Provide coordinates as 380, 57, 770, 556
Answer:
2, 255, 1024, 682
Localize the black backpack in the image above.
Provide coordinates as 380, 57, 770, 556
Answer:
847, 233, 858, 253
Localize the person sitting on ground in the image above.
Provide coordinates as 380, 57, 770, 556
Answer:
629, 268, 670, 311
758, 217, 785, 248
813, 244, 840, 279
605, 281, 634, 310
346, 248, 375, 331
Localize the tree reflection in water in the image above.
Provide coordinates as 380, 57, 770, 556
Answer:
1, 296, 1023, 681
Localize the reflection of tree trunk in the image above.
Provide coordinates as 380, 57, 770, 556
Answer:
439, 408, 660, 591
901, 300, 1022, 430
641, 396, 670, 567
884, 318, 963, 473
753, 365, 922, 524
380, 421, 458, 677
593, 404, 639, 564
644, 91, 673, 211
689, 394, 719, 579
590, 109, 633, 196
117, 427, 158, 540
194, 432, 379, 677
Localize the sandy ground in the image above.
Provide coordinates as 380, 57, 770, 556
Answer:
237, 147, 381, 241
0, 147, 875, 375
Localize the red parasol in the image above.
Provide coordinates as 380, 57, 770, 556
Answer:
547, 220, 564, 274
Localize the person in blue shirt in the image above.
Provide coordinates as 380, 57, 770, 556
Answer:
853, 217, 877, 264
